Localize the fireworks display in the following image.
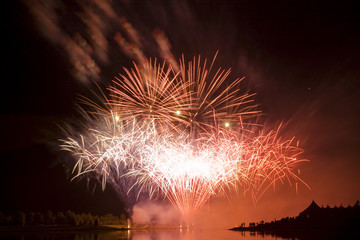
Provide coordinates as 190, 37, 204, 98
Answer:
60, 54, 308, 223
5, 0, 358, 234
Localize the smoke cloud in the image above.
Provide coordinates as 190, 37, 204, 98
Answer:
132, 200, 181, 225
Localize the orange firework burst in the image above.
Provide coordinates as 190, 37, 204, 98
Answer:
60, 54, 308, 224
107, 53, 259, 136
108, 59, 191, 132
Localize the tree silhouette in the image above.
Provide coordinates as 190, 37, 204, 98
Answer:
14, 211, 25, 226
44, 210, 55, 225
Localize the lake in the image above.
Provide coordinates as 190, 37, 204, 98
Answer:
0, 228, 356, 239
0, 228, 298, 240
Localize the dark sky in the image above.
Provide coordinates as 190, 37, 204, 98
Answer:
1, 0, 359, 225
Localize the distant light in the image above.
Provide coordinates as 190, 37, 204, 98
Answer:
115, 116, 120, 121
176, 110, 181, 115
225, 122, 230, 127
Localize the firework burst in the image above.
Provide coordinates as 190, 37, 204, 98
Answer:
60, 54, 308, 223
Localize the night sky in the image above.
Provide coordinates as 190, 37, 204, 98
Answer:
2, 0, 359, 226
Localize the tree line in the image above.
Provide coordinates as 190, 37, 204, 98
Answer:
0, 210, 128, 227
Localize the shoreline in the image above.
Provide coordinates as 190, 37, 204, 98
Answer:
0, 224, 184, 233
0, 225, 128, 232
229, 226, 360, 238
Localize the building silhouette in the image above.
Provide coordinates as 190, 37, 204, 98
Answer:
298, 200, 320, 218
297, 200, 360, 229
231, 200, 360, 238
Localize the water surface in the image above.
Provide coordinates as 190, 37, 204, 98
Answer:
0, 229, 293, 240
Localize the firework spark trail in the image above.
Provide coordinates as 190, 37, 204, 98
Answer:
108, 60, 192, 132
130, 135, 228, 221
60, 107, 164, 216
60, 55, 308, 223
123, 125, 308, 222
178, 53, 259, 134
108, 53, 260, 136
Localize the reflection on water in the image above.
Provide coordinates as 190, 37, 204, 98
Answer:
131, 229, 294, 240
2, 228, 354, 240
1, 226, 356, 239
0, 229, 294, 240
